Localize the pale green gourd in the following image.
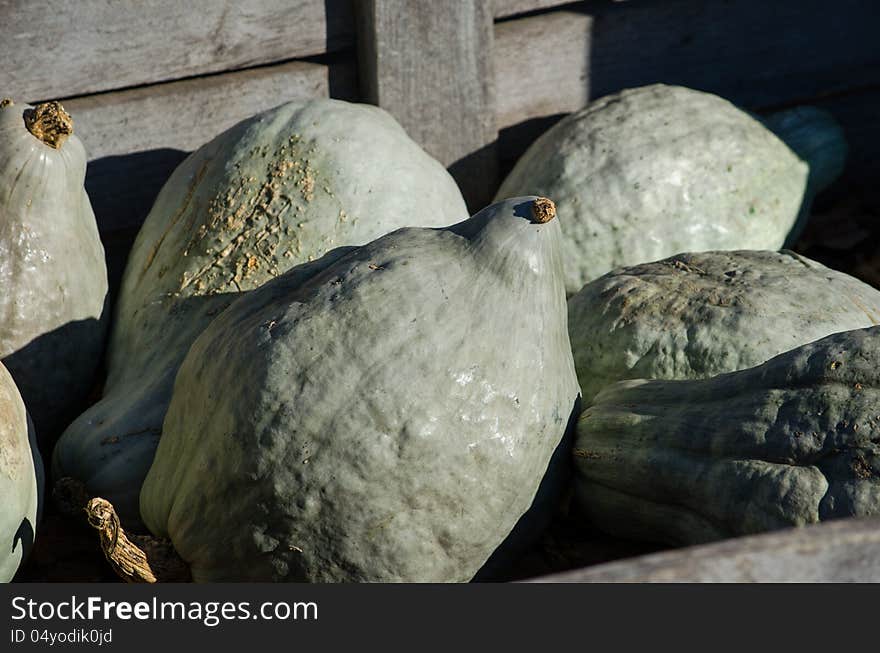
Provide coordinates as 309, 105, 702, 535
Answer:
495, 84, 847, 293
574, 326, 880, 546
139, 197, 579, 582
569, 250, 880, 403
54, 99, 469, 525
0, 100, 108, 441
0, 361, 43, 582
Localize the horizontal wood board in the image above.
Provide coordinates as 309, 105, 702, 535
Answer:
527, 517, 880, 582
0, 0, 355, 102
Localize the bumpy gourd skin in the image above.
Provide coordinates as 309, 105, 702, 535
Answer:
140, 197, 580, 582
54, 99, 469, 525
569, 250, 880, 403
0, 362, 43, 582
0, 102, 108, 441
495, 84, 843, 293
574, 326, 880, 546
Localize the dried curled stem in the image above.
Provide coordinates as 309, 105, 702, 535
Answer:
54, 476, 189, 582
531, 197, 556, 224
86, 498, 191, 583
23, 100, 73, 149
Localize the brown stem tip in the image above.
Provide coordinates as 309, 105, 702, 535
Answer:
531, 197, 556, 224
0, 98, 13, 108
23, 100, 73, 149
86, 497, 191, 583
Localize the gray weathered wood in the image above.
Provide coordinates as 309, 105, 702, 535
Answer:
0, 0, 354, 102
493, 0, 576, 19
356, 0, 498, 210
495, 10, 592, 132
526, 518, 880, 582
494, 0, 880, 132
69, 58, 356, 236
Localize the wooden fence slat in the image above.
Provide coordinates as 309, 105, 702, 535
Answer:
495, 10, 592, 131
67, 58, 356, 237
356, 0, 498, 211
0, 0, 354, 102
495, 0, 880, 132
526, 518, 880, 582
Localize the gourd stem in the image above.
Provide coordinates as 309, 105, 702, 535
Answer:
532, 197, 556, 224
23, 101, 74, 149
86, 498, 193, 583
0, 98, 13, 108
54, 476, 190, 583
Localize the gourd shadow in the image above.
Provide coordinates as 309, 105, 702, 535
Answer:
3, 305, 109, 454
87, 149, 191, 305
473, 394, 582, 582
497, 114, 569, 188
11, 518, 34, 563
322, 0, 359, 104
448, 142, 500, 213
86, 149, 190, 238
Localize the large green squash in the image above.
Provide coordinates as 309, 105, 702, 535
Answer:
569, 250, 880, 402
573, 326, 880, 546
0, 362, 43, 582
0, 100, 108, 440
139, 197, 580, 582
53, 99, 468, 525
495, 84, 847, 293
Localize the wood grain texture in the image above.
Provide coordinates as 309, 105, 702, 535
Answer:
495, 10, 592, 132
71, 58, 356, 236
526, 518, 880, 582
357, 0, 498, 210
0, 0, 354, 102
495, 0, 880, 131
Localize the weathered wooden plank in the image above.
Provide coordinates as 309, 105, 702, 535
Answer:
494, 10, 591, 136
526, 518, 880, 582
357, 0, 497, 210
0, 0, 354, 102
495, 1, 880, 131
66, 58, 356, 236
493, 0, 577, 19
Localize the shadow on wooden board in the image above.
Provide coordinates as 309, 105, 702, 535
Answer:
86, 148, 190, 236
448, 142, 501, 213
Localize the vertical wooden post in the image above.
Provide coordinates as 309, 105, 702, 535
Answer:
356, 1, 498, 212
